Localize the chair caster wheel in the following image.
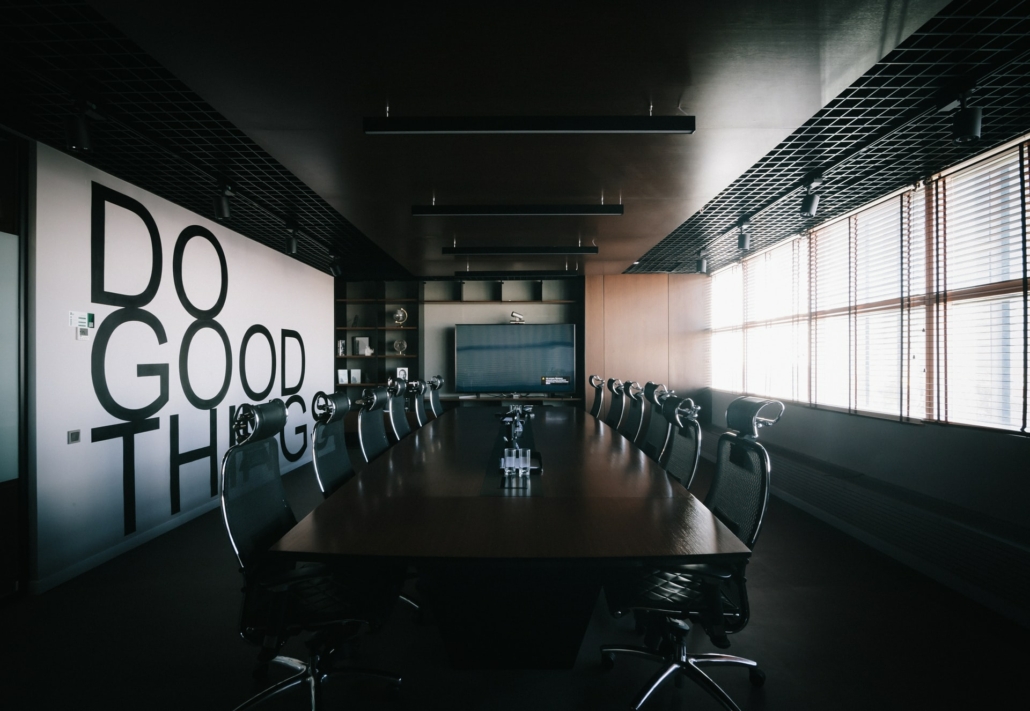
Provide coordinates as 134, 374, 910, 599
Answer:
749, 667, 766, 687
601, 652, 615, 671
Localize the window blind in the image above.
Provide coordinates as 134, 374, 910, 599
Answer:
709, 138, 1030, 433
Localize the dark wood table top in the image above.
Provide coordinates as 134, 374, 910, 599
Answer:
270, 407, 751, 564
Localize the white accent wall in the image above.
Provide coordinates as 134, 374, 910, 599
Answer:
29, 145, 333, 591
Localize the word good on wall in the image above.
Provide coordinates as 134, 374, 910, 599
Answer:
88, 183, 308, 534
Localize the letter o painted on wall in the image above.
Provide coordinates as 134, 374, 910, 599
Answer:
172, 225, 228, 319
239, 324, 276, 401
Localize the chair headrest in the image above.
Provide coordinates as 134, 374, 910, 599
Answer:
661, 395, 701, 428
589, 374, 605, 390
726, 396, 784, 438
607, 378, 624, 395
427, 375, 444, 390
625, 381, 644, 401
388, 377, 407, 396
643, 382, 668, 405
312, 390, 350, 425
407, 379, 426, 395
361, 386, 391, 412
233, 399, 287, 444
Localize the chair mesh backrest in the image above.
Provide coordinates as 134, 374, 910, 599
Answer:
659, 396, 702, 488
220, 401, 296, 571
311, 391, 355, 498
387, 378, 412, 442
709, 434, 770, 549
603, 378, 625, 429
408, 381, 428, 427
617, 383, 644, 441
588, 375, 604, 418
358, 386, 392, 463
640, 383, 672, 462
426, 375, 444, 418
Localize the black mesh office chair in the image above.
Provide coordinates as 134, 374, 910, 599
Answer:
407, 380, 429, 428
658, 395, 703, 489
588, 374, 605, 418
599, 396, 784, 711
310, 391, 355, 499
604, 378, 626, 429
220, 400, 401, 710
425, 375, 444, 419
617, 381, 645, 442
386, 377, 412, 443
357, 386, 392, 463
640, 383, 673, 461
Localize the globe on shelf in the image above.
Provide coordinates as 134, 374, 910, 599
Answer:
393, 340, 408, 355
392, 307, 408, 325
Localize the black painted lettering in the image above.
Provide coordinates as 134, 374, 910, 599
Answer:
239, 325, 276, 401
179, 319, 232, 410
280, 329, 305, 397
172, 225, 228, 319
91, 183, 162, 307
280, 394, 307, 463
91, 418, 161, 535
91, 308, 169, 421
169, 409, 219, 514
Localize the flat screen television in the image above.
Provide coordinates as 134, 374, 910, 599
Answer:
455, 324, 576, 394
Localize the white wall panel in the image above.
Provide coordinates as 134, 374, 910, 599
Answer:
31, 145, 332, 589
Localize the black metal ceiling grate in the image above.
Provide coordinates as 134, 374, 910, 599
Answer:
629, 0, 1030, 275
0, 0, 410, 280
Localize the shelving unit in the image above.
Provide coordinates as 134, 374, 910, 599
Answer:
334, 280, 420, 398
332, 277, 585, 409
419, 277, 586, 406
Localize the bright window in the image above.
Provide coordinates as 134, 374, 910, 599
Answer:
710, 140, 1030, 433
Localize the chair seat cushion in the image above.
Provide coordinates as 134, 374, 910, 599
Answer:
604, 568, 707, 616
241, 563, 403, 639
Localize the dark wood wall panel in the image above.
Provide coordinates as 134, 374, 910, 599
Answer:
583, 274, 710, 415
603, 274, 669, 390
668, 274, 710, 397
583, 275, 605, 415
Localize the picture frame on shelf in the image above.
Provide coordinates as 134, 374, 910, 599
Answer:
337, 369, 348, 385
349, 369, 362, 384
396, 367, 409, 380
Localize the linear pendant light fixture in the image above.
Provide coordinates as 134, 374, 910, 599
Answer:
414, 203, 623, 217
365, 115, 695, 135
443, 245, 598, 256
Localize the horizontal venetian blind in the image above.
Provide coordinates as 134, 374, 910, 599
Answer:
709, 138, 1029, 434
711, 264, 744, 392
811, 219, 851, 409
937, 147, 1028, 431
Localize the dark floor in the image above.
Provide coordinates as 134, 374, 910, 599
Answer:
2, 459, 1028, 710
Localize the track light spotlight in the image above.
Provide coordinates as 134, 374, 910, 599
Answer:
696, 256, 708, 274
285, 235, 297, 255
284, 217, 298, 254
213, 194, 231, 221
952, 94, 981, 144
213, 178, 234, 221
800, 192, 820, 218
799, 171, 823, 218
329, 257, 343, 278
737, 217, 751, 251
65, 112, 91, 153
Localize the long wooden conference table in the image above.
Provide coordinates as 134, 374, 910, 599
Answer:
270, 406, 750, 669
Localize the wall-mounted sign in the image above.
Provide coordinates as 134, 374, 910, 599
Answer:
69, 310, 94, 328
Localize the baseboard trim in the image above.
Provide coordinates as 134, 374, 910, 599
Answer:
771, 486, 1030, 628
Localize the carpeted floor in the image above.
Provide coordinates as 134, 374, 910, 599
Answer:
1, 458, 1027, 710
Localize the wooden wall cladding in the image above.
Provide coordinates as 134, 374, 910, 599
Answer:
583, 274, 709, 415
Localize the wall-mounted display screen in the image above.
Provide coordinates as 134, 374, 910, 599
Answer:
455, 324, 575, 394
